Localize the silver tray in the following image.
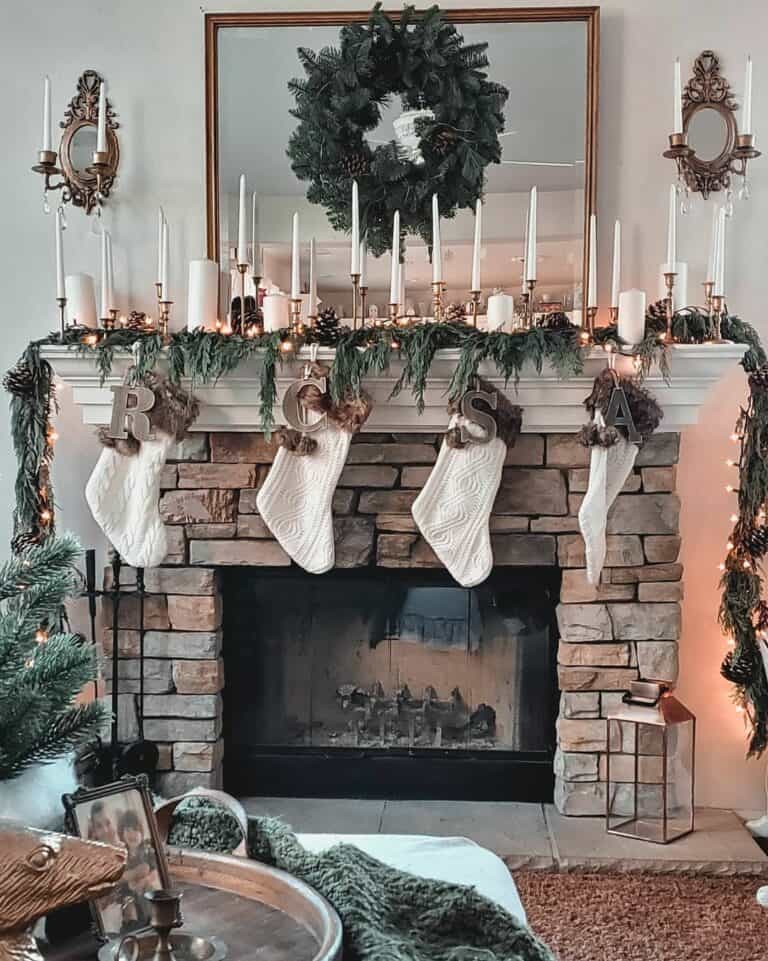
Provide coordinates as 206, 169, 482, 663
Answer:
98, 933, 228, 961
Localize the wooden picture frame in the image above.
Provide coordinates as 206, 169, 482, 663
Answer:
62, 774, 171, 943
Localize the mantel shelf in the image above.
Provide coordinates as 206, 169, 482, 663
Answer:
40, 343, 747, 434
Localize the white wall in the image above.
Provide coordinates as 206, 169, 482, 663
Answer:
1, 0, 767, 810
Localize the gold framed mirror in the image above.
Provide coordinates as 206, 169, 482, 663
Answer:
204, 7, 599, 320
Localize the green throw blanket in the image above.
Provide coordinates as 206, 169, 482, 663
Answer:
168, 801, 554, 961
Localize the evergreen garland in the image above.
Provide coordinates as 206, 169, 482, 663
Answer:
287, 4, 508, 256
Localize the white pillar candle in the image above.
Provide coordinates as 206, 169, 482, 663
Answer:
618, 288, 646, 346
351, 181, 360, 275
432, 193, 442, 283
290, 212, 300, 299
156, 208, 165, 284
96, 82, 107, 154
390, 210, 400, 304
65, 274, 97, 328
714, 206, 727, 297
487, 291, 515, 332
263, 292, 290, 332
100, 229, 110, 318
610, 219, 621, 309
42, 76, 52, 153
471, 198, 482, 292
525, 187, 537, 281
55, 208, 65, 300
673, 59, 683, 135
743, 56, 753, 136
237, 174, 249, 267
587, 213, 597, 309
706, 204, 719, 283
666, 184, 677, 272
359, 239, 368, 287
187, 259, 219, 331
309, 237, 318, 316
160, 219, 169, 300
658, 261, 688, 310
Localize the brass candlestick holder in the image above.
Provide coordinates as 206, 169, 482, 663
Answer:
290, 296, 303, 334
431, 280, 445, 322
524, 279, 537, 329
586, 305, 598, 336
703, 280, 714, 319
56, 296, 67, 338
734, 132, 762, 163
663, 270, 677, 339
662, 132, 694, 185
87, 150, 113, 201
32, 149, 70, 198
388, 302, 399, 326
469, 290, 482, 328
360, 285, 368, 325
609, 306, 619, 326
144, 888, 183, 961
350, 273, 361, 330
158, 300, 173, 340
236, 262, 248, 335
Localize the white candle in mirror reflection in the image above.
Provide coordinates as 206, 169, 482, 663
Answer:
525, 186, 537, 281
96, 82, 107, 154
42, 76, 52, 153
237, 174, 249, 267
587, 214, 597, 309
351, 181, 360, 275
291, 212, 300, 300
431, 193, 442, 284
471, 199, 482, 292
390, 210, 400, 305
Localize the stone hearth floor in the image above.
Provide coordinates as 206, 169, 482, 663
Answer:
241, 798, 768, 876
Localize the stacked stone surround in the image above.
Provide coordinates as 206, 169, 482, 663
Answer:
103, 429, 683, 811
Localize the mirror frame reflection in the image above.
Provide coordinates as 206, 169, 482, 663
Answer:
204, 7, 599, 310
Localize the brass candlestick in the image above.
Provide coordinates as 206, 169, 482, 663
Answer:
431, 280, 445, 322
350, 272, 360, 330
290, 296, 302, 334
586, 305, 598, 336
32, 150, 69, 197
56, 296, 67, 338
158, 300, 173, 340
144, 888, 183, 961
108, 307, 119, 329
469, 290, 481, 328
663, 270, 677, 340
155, 281, 163, 305
388, 302, 399, 326
703, 280, 714, 321
360, 285, 368, 325
236, 262, 248, 335
87, 150, 112, 199
609, 306, 619, 326
734, 132, 762, 162
524, 279, 537, 329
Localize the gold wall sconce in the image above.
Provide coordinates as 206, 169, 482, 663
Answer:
664, 51, 759, 200
32, 70, 119, 214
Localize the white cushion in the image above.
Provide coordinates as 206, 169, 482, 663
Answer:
296, 833, 526, 924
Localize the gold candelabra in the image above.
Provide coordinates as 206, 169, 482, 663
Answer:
360, 285, 368, 325
431, 281, 445, 322
350, 273, 360, 330
663, 271, 677, 340
56, 296, 67, 338
469, 290, 482, 328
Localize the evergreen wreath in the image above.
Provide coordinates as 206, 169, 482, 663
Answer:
287, 3, 508, 256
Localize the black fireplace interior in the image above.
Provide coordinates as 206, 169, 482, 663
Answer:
223, 567, 560, 801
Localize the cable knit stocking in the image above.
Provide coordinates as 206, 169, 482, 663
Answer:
578, 411, 639, 585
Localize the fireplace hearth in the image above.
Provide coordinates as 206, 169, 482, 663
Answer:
222, 568, 559, 800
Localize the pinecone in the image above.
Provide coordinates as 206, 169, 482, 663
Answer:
341, 152, 370, 179
3, 361, 35, 397
749, 364, 768, 392
540, 311, 571, 330
443, 302, 468, 324
721, 645, 761, 686
745, 525, 768, 558
315, 306, 341, 346
11, 530, 40, 554
431, 125, 458, 156
125, 311, 149, 331
646, 299, 667, 334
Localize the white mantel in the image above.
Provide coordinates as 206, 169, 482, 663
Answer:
41, 343, 747, 434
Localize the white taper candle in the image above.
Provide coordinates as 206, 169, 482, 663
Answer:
390, 210, 400, 305
42, 76, 52, 153
160, 219, 169, 300
251, 191, 262, 273
673, 59, 683, 135
55, 208, 65, 300
100, 229, 109, 318
431, 193, 442, 284
96, 82, 107, 154
715, 206, 727, 297
610, 219, 621, 309
157, 208, 165, 284
666, 184, 677, 272
525, 186, 537, 281
359, 240, 368, 288
471, 198, 482, 291
290, 212, 300, 300
706, 205, 719, 283
743, 56, 753, 136
587, 213, 597, 309
237, 174, 249, 267
106, 232, 115, 310
309, 237, 317, 316
351, 181, 360, 275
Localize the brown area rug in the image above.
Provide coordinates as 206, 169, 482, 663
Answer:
514, 870, 768, 961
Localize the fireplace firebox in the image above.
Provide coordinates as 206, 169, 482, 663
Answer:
222, 567, 560, 800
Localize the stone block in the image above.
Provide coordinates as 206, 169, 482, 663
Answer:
504, 435, 545, 466
557, 534, 643, 569
173, 659, 224, 694
489, 516, 530, 532
599, 754, 665, 783
156, 744, 173, 771
103, 595, 169, 631
608, 603, 681, 640
568, 493, 584, 514
116, 694, 138, 742
641, 466, 677, 492
167, 594, 222, 631
163, 526, 186, 558
187, 523, 238, 539
636, 641, 679, 682
210, 433, 276, 464
160, 489, 237, 524
173, 741, 224, 773
556, 718, 607, 752
530, 516, 581, 533
145, 631, 222, 659
554, 778, 605, 815
644, 535, 681, 563
375, 514, 418, 533
400, 467, 433, 488
143, 568, 218, 596
178, 463, 257, 489
606, 494, 680, 535
558, 666, 638, 692
359, 490, 418, 514
600, 692, 626, 718
556, 604, 612, 642
333, 489, 356, 515
104, 658, 173, 695
347, 444, 436, 465
156, 771, 222, 795
491, 534, 556, 566
568, 469, 640, 494
638, 581, 684, 602
143, 716, 221, 743
167, 434, 209, 462
238, 487, 262, 514
558, 641, 634, 667
560, 569, 635, 603
101, 629, 140, 658
190, 539, 290, 566
339, 466, 398, 488
376, 533, 417, 564
495, 469, 567, 515
554, 749, 599, 782
609, 563, 683, 584
352, 433, 394, 444
635, 433, 680, 467
546, 435, 590, 468
160, 464, 177, 490
334, 517, 375, 567
392, 432, 438, 444
144, 693, 220, 718
236, 515, 272, 538
560, 692, 600, 719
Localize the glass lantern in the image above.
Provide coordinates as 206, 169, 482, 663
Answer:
606, 680, 695, 844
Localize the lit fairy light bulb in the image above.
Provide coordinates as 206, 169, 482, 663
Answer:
727, 541, 734, 550
40, 509, 52, 523
730, 514, 739, 523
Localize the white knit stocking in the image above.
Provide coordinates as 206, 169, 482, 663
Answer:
578, 412, 639, 585
412, 414, 507, 588
257, 422, 352, 574
85, 434, 174, 568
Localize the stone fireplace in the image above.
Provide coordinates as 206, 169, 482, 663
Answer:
104, 427, 682, 815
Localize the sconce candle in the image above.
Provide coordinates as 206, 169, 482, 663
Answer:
42, 76, 52, 153
618, 288, 646, 346
96, 82, 107, 155
390, 210, 400, 306
431, 193, 442, 284
610, 219, 621, 309
237, 174, 249, 267
290, 212, 300, 300
666, 183, 677, 272
471, 198, 482, 292
55, 208, 65, 300
673, 58, 683, 135
351, 181, 360, 275
743, 56, 753, 136
525, 187, 537, 281
587, 213, 597, 309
